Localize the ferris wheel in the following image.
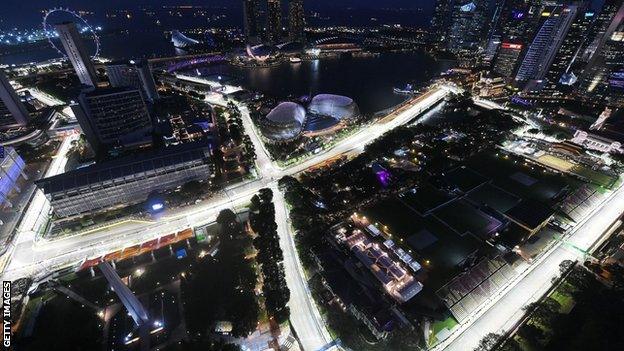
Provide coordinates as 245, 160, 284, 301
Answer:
42, 8, 101, 59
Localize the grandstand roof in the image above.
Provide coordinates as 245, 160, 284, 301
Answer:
36, 141, 212, 194
505, 200, 554, 231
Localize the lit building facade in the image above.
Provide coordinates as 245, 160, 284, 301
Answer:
447, 0, 489, 53
541, 5, 595, 96
55, 22, 98, 88
106, 60, 160, 102
72, 87, 153, 155
491, 0, 544, 78
0, 71, 29, 128
515, 5, 578, 85
493, 42, 524, 78
266, 0, 283, 44
473, 74, 506, 97
577, 0, 624, 105
243, 0, 262, 44
288, 0, 306, 43
430, 0, 455, 49
0, 147, 28, 208
36, 142, 215, 218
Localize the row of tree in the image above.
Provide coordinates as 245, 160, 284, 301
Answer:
226, 101, 256, 161
477, 260, 624, 351
249, 188, 291, 323
181, 209, 259, 341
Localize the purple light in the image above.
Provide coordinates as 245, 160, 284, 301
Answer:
167, 55, 226, 73
512, 10, 525, 19
376, 170, 391, 187
609, 72, 624, 89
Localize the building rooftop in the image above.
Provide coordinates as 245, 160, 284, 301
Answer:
342, 228, 422, 303
504, 199, 554, 231
36, 141, 212, 194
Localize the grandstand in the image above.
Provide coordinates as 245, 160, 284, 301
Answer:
436, 256, 517, 322
559, 185, 603, 223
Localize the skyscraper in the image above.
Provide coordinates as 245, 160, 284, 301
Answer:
243, 0, 262, 44
55, 22, 98, 88
106, 60, 160, 102
266, 0, 283, 44
578, 0, 624, 65
515, 5, 578, 86
542, 4, 595, 96
0, 71, 29, 128
491, 0, 544, 78
577, 0, 624, 104
72, 87, 153, 155
493, 42, 524, 77
288, 0, 306, 43
447, 0, 489, 53
430, 0, 455, 50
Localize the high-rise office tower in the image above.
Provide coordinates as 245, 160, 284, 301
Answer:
72, 87, 153, 155
579, 0, 624, 64
577, 0, 624, 102
266, 0, 283, 44
0, 71, 29, 128
55, 22, 98, 88
542, 4, 595, 96
106, 60, 160, 102
243, 0, 262, 44
603, 21, 624, 105
288, 0, 305, 43
430, 0, 455, 49
496, 0, 544, 41
482, 0, 505, 63
493, 42, 524, 77
491, 0, 544, 78
447, 0, 489, 53
515, 5, 578, 86
483, 36, 502, 65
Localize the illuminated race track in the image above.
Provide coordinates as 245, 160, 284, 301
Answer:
2, 84, 451, 350
5, 81, 618, 351
435, 179, 624, 351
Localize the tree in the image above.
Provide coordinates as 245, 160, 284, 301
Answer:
217, 209, 237, 226
559, 260, 575, 275
181, 209, 259, 338
474, 333, 501, 351
517, 323, 544, 348
250, 188, 290, 323
259, 187, 273, 203
523, 298, 561, 326
181, 180, 203, 197
499, 338, 522, 351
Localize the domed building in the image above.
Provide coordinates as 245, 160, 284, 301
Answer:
259, 94, 359, 143
259, 102, 307, 142
308, 94, 359, 121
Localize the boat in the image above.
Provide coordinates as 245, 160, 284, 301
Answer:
289, 57, 302, 63
393, 83, 419, 95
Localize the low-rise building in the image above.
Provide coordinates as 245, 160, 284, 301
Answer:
572, 129, 624, 154
339, 227, 423, 303
472, 75, 506, 98
36, 142, 215, 218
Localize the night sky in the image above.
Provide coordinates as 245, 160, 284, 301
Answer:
0, 0, 437, 29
